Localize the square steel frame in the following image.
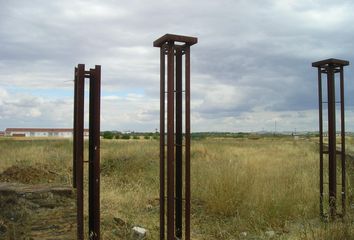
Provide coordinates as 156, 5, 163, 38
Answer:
154, 34, 197, 240
312, 58, 349, 220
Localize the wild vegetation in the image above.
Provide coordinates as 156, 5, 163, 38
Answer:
0, 136, 353, 239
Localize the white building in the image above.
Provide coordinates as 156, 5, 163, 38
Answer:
4, 128, 89, 138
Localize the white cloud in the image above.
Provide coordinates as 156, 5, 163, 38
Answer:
29, 108, 42, 117
1, 0, 354, 131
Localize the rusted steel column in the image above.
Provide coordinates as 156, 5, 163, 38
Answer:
73, 67, 78, 189
326, 64, 337, 218
312, 58, 349, 219
340, 66, 346, 215
317, 67, 324, 217
154, 34, 197, 240
185, 45, 191, 240
89, 65, 101, 239
175, 47, 183, 239
185, 46, 191, 240
159, 46, 166, 240
73, 64, 101, 239
166, 41, 175, 240
75, 64, 85, 240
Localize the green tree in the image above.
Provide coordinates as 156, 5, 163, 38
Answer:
121, 134, 130, 140
103, 131, 114, 139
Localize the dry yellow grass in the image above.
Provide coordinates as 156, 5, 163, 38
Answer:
0, 137, 353, 239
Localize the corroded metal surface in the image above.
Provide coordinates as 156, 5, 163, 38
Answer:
312, 58, 349, 220
154, 34, 197, 240
73, 64, 101, 239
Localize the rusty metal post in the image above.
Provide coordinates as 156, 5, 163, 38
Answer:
74, 64, 85, 240
73, 64, 101, 240
166, 40, 175, 240
327, 64, 337, 218
312, 58, 349, 220
73, 67, 78, 189
340, 66, 346, 216
185, 45, 191, 240
89, 65, 101, 239
154, 34, 197, 240
175, 47, 183, 239
317, 67, 324, 218
159, 46, 166, 240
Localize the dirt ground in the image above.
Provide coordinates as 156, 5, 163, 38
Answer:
0, 173, 76, 240
0, 165, 133, 240
0, 165, 58, 184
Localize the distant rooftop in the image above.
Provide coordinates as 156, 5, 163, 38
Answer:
5, 128, 88, 132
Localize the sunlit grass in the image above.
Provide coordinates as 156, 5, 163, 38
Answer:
0, 137, 353, 239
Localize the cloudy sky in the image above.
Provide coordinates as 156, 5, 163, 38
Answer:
1, 0, 354, 132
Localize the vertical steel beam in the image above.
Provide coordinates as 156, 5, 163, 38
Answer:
75, 64, 85, 240
73, 67, 78, 189
185, 45, 191, 240
327, 64, 337, 219
89, 65, 101, 239
340, 66, 346, 215
74, 64, 101, 239
166, 42, 175, 240
317, 67, 324, 217
159, 46, 166, 240
175, 48, 183, 239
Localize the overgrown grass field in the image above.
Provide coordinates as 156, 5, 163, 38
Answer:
0, 137, 353, 239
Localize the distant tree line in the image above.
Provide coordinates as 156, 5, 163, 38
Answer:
191, 132, 251, 140
102, 131, 252, 140
101, 131, 319, 140
101, 131, 159, 140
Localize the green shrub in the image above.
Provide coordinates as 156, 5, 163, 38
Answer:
121, 134, 130, 140
102, 131, 114, 139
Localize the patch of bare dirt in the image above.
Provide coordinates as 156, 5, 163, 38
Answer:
0, 182, 76, 240
0, 165, 57, 184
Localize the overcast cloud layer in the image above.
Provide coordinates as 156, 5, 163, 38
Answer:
1, 0, 354, 132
